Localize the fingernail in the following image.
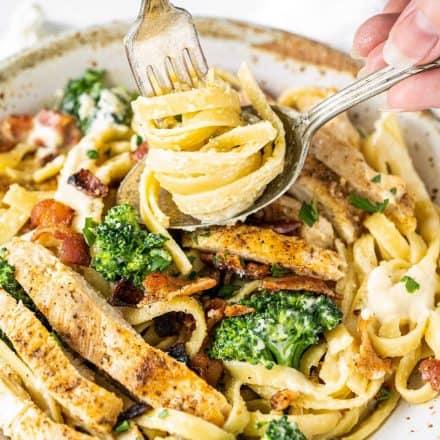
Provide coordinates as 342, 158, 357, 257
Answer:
350, 48, 365, 60
357, 67, 367, 78
383, 9, 439, 69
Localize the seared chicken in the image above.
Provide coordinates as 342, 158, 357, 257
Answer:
183, 225, 345, 281
0, 288, 122, 435
254, 195, 335, 249
0, 361, 96, 440
5, 239, 231, 427
289, 156, 363, 244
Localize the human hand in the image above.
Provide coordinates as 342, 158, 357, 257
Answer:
352, 0, 440, 111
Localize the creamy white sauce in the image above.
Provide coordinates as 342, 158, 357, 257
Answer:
365, 246, 437, 324
78, 93, 96, 121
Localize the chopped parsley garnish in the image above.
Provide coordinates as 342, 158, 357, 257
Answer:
192, 230, 211, 245
299, 199, 319, 227
371, 174, 381, 183
390, 187, 397, 195
135, 134, 143, 146
187, 271, 197, 280
158, 409, 169, 419
86, 149, 99, 160
349, 193, 389, 213
270, 265, 290, 278
218, 284, 240, 299
83, 217, 98, 246
114, 420, 130, 433
175, 114, 182, 123
401, 276, 420, 294
376, 386, 393, 402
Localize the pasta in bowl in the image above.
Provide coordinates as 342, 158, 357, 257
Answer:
0, 19, 439, 440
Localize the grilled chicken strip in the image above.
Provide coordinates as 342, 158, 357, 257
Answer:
253, 195, 334, 249
183, 225, 345, 281
289, 156, 363, 244
5, 239, 230, 427
0, 288, 122, 435
0, 361, 96, 440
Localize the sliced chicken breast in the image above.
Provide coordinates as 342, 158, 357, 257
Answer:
0, 361, 96, 440
254, 195, 335, 249
5, 239, 230, 427
289, 156, 363, 244
183, 225, 345, 281
0, 288, 122, 435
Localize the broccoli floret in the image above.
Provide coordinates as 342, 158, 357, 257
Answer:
262, 416, 306, 440
60, 69, 136, 133
208, 290, 342, 369
88, 204, 172, 287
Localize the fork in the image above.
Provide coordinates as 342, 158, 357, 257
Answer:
124, 0, 209, 96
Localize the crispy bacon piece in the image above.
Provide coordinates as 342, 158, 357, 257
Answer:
356, 319, 393, 380
190, 351, 224, 387
262, 275, 338, 298
419, 358, 440, 391
141, 272, 217, 305
201, 253, 270, 280
0, 114, 33, 152
270, 389, 300, 411
32, 225, 91, 266
67, 168, 109, 198
31, 199, 75, 228
131, 142, 149, 162
203, 297, 255, 332
109, 279, 145, 307
224, 304, 256, 317
34, 109, 81, 148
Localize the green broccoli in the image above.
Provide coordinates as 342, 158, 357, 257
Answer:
60, 69, 136, 133
262, 416, 306, 440
87, 204, 172, 287
208, 290, 342, 369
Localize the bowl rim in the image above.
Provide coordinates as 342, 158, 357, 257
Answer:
0, 17, 360, 86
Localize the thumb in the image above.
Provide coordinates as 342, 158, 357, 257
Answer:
383, 0, 440, 68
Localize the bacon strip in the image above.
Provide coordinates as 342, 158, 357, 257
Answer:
109, 279, 145, 307
261, 275, 338, 298
131, 142, 149, 162
190, 351, 224, 388
270, 389, 300, 411
0, 115, 33, 152
34, 110, 81, 148
32, 225, 91, 266
201, 253, 270, 280
31, 199, 75, 228
67, 168, 109, 198
141, 272, 218, 306
419, 358, 440, 391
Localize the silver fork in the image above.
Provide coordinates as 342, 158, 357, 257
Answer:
124, 0, 208, 96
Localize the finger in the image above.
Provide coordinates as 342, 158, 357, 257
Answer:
387, 69, 440, 110
383, 0, 440, 68
364, 42, 388, 74
352, 13, 399, 59
383, 0, 411, 13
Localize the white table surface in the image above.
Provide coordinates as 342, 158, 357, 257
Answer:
0, 0, 385, 55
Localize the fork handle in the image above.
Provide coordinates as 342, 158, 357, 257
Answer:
139, 0, 173, 16
302, 58, 440, 141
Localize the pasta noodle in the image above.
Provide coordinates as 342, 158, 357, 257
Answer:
1, 67, 440, 440
133, 64, 285, 223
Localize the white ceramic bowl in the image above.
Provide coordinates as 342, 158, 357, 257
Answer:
0, 18, 439, 439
